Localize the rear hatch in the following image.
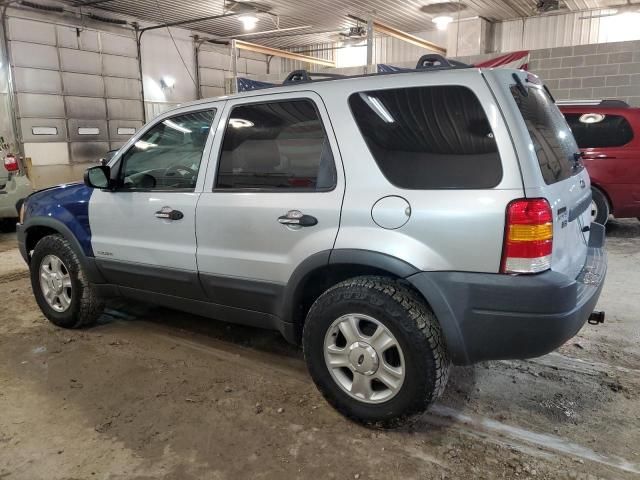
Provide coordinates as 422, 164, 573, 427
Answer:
485, 69, 591, 279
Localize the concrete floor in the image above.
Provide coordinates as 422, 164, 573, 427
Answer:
0, 220, 638, 480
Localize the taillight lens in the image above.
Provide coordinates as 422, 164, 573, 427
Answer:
501, 198, 553, 274
4, 155, 19, 172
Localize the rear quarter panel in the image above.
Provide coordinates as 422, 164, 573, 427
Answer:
319, 69, 524, 273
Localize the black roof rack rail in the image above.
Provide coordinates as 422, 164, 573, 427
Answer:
274, 55, 473, 90
283, 70, 347, 85
416, 54, 472, 70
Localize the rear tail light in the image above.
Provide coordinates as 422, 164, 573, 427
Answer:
501, 198, 553, 274
4, 155, 19, 172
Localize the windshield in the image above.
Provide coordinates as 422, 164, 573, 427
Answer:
511, 85, 583, 185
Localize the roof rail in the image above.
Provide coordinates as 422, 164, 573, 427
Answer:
555, 99, 630, 108
283, 70, 347, 85
278, 55, 472, 87
416, 54, 471, 70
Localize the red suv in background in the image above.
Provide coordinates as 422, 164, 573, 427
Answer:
559, 100, 640, 225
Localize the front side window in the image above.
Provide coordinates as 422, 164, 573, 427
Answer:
215, 99, 336, 191
510, 86, 581, 185
118, 109, 216, 191
564, 113, 633, 149
348, 85, 502, 189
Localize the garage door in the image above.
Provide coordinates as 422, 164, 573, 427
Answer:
7, 15, 144, 167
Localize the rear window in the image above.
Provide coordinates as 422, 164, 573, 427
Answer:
564, 113, 633, 148
348, 85, 502, 189
510, 85, 581, 185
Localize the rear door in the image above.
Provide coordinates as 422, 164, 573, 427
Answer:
485, 70, 591, 279
196, 91, 344, 313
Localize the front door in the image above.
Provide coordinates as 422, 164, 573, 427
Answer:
90, 107, 219, 298
196, 92, 345, 314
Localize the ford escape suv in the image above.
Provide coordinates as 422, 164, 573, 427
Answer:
17, 57, 607, 425
559, 100, 640, 225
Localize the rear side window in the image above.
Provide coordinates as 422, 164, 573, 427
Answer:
215, 99, 336, 191
510, 86, 581, 185
348, 85, 502, 189
564, 113, 633, 148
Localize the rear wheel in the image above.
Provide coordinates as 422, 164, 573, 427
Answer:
591, 188, 610, 225
30, 234, 104, 328
303, 276, 450, 426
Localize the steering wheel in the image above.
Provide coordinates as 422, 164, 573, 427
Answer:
163, 164, 197, 186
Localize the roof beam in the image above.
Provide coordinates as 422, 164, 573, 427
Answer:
347, 14, 446, 55
372, 20, 446, 55
234, 40, 336, 67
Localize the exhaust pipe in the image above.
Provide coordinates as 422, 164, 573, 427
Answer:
588, 310, 605, 325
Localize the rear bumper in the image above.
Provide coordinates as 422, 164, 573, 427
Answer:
407, 223, 607, 365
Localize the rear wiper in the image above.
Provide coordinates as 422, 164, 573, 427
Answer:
572, 152, 584, 171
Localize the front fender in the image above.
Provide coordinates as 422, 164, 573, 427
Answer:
18, 217, 106, 284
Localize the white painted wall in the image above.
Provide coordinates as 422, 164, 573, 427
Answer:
495, 10, 640, 52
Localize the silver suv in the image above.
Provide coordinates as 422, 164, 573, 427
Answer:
17, 56, 607, 425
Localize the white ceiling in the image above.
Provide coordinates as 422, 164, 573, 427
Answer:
63, 0, 640, 47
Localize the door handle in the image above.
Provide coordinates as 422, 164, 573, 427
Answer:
278, 210, 318, 227
155, 206, 184, 221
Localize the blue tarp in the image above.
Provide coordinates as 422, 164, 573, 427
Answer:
377, 64, 414, 73
237, 77, 276, 92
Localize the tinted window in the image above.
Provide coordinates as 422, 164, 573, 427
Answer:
348, 86, 502, 189
564, 113, 633, 148
119, 109, 216, 190
215, 100, 336, 191
511, 86, 581, 185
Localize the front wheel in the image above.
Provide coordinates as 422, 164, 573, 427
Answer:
303, 276, 450, 426
30, 234, 104, 328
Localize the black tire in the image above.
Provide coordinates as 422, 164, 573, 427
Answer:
591, 187, 610, 225
303, 276, 450, 426
30, 234, 104, 328
0, 218, 17, 233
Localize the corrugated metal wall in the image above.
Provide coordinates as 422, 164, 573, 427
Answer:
6, 13, 144, 168
199, 43, 268, 97
494, 10, 635, 52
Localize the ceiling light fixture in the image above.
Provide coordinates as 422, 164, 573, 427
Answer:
432, 15, 454, 30
238, 15, 259, 31
579, 113, 605, 124
229, 118, 254, 129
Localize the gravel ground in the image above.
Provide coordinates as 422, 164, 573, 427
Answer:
0, 220, 638, 480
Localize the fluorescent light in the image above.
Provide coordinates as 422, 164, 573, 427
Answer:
579, 113, 605, 124
433, 16, 453, 30
238, 15, 259, 31
360, 93, 395, 123
135, 140, 157, 150
229, 118, 254, 129
163, 119, 192, 133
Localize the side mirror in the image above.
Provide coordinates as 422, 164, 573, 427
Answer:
84, 165, 112, 190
